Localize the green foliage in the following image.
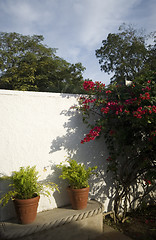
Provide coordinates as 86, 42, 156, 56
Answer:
57, 158, 97, 189
96, 23, 155, 84
0, 32, 86, 93
0, 166, 59, 206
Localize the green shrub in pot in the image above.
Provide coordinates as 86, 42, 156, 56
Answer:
57, 158, 97, 209
57, 158, 97, 189
0, 165, 59, 224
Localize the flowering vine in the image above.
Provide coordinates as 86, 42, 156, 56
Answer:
73, 71, 156, 222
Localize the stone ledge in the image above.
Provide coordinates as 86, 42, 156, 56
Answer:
0, 200, 104, 240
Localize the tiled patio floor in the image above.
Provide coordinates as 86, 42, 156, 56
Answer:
95, 224, 133, 240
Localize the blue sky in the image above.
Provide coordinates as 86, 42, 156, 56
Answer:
0, 0, 156, 85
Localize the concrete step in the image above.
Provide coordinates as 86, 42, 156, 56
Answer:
0, 200, 104, 240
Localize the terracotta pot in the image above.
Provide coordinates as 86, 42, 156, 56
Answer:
13, 195, 40, 224
67, 187, 89, 210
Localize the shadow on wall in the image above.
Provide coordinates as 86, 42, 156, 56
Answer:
48, 96, 115, 211
44, 164, 70, 207
0, 178, 16, 221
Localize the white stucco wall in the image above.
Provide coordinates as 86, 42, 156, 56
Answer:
0, 90, 111, 221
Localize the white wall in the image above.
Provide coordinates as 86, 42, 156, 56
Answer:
0, 90, 111, 221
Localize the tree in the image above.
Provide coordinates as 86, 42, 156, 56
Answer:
95, 23, 155, 84
0, 32, 86, 93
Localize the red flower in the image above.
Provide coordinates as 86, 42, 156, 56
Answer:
125, 98, 137, 105
142, 86, 151, 91
81, 126, 102, 144
101, 107, 110, 114
152, 106, 156, 113
106, 90, 112, 94
95, 81, 105, 90
106, 156, 112, 161
140, 92, 150, 100
144, 179, 152, 185
124, 110, 130, 114
109, 130, 115, 136
83, 80, 95, 91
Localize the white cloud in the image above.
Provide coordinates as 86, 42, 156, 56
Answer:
0, 0, 155, 85
75, 0, 143, 47
1, 1, 38, 23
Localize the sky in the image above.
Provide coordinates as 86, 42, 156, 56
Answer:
0, 0, 156, 85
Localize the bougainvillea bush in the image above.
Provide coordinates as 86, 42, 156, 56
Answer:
73, 72, 156, 222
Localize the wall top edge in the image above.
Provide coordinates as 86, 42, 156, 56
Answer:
0, 89, 81, 98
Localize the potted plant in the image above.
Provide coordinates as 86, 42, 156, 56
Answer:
0, 165, 59, 224
57, 158, 97, 210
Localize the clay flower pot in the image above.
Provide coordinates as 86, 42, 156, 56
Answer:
67, 187, 89, 210
13, 195, 40, 224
